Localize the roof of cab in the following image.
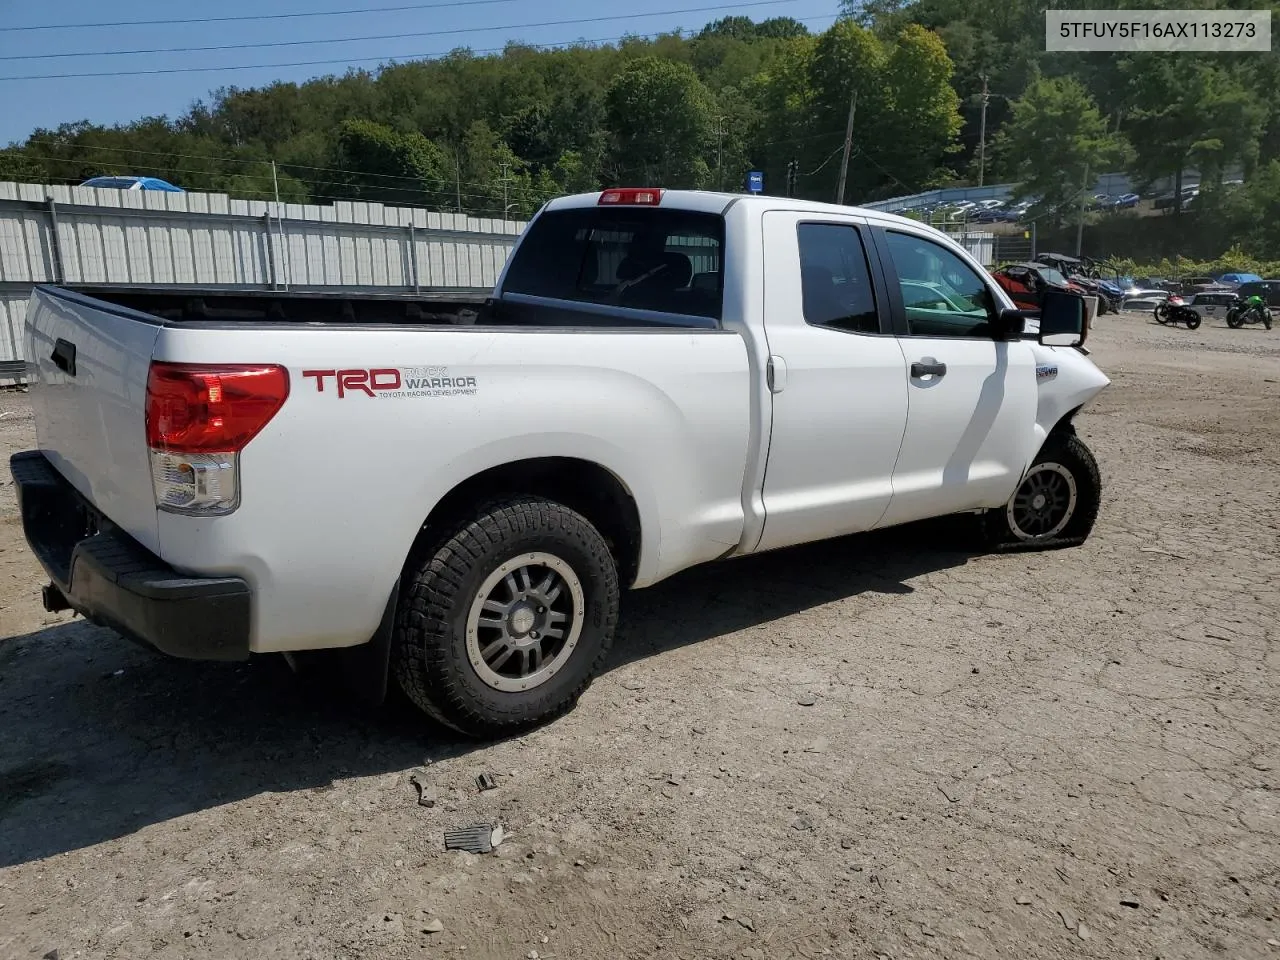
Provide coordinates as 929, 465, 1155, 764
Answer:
542, 188, 941, 233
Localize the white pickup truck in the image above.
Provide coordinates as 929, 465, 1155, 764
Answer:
11, 188, 1108, 736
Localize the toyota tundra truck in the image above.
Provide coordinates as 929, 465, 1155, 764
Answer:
10, 188, 1109, 737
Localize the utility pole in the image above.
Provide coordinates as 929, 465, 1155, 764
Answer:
977, 75, 989, 187
1076, 162, 1089, 257
455, 152, 463, 213
269, 159, 288, 290
715, 116, 726, 191
835, 89, 858, 205
786, 158, 797, 197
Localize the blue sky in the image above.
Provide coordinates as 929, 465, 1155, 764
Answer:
0, 0, 840, 146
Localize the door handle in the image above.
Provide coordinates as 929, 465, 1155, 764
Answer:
767, 355, 787, 394
51, 338, 77, 377
910, 360, 946, 379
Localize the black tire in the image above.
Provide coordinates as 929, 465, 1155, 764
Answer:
1185, 313, 1201, 330
1227, 308, 1244, 329
980, 431, 1102, 551
1154, 305, 1170, 324
391, 497, 620, 738
1265, 312, 1273, 330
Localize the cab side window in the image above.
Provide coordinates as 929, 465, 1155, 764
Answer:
796, 223, 881, 334
883, 230, 995, 338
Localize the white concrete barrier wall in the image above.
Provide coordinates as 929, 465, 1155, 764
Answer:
0, 180, 529, 381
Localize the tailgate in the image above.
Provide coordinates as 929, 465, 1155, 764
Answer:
25, 286, 163, 552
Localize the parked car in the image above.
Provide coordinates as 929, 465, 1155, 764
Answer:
972, 208, 1002, 223
1215, 272, 1263, 288
1121, 288, 1173, 311
991, 261, 1087, 311
1236, 279, 1280, 308
1154, 186, 1198, 211
79, 175, 184, 192
1177, 276, 1234, 297
10, 188, 1106, 737
1111, 193, 1140, 209
1185, 291, 1238, 324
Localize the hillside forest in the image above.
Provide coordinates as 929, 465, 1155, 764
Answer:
2, 0, 1280, 260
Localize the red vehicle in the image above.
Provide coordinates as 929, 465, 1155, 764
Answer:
991, 261, 1087, 311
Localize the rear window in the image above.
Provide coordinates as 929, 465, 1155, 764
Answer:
500, 206, 725, 325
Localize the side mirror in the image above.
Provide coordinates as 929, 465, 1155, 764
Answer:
992, 306, 1026, 341
1039, 289, 1091, 346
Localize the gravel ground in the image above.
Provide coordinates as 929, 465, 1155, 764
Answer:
1, 310, 1278, 960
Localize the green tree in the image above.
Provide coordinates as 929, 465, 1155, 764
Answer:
552, 150, 600, 193
459, 119, 552, 216
0, 150, 43, 183
1123, 56, 1264, 214
604, 57, 714, 186
755, 17, 811, 39
994, 76, 1130, 225
334, 119, 451, 208
746, 33, 816, 192
806, 21, 961, 201
1217, 159, 1280, 256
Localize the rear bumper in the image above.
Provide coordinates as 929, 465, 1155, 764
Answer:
9, 450, 251, 661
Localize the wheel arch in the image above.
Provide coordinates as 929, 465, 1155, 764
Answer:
1022, 402, 1084, 477
406, 456, 644, 590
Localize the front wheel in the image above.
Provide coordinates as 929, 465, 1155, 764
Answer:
981, 432, 1102, 550
391, 496, 620, 738
1227, 308, 1244, 329
1154, 304, 1170, 324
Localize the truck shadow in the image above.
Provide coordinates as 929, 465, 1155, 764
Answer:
0, 517, 977, 868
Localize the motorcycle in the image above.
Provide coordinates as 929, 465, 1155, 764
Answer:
1154, 295, 1201, 329
1226, 295, 1273, 330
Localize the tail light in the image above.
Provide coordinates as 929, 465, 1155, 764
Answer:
145, 362, 289, 515
599, 188, 663, 206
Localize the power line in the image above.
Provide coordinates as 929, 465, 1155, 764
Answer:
851, 144, 914, 195
16, 150, 553, 202
0, 0, 802, 62
0, 0, 532, 33
18, 138, 560, 193
760, 125, 847, 149
0, 15, 835, 81
799, 143, 846, 177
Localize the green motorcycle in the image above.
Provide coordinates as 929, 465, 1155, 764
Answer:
1227, 293, 1272, 329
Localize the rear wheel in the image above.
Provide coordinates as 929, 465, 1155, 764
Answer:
392, 497, 620, 738
1185, 313, 1202, 330
1227, 308, 1244, 329
981, 432, 1101, 550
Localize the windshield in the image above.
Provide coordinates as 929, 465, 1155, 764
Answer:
1038, 267, 1069, 287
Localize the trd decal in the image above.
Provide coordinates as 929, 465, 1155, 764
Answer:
301, 367, 479, 398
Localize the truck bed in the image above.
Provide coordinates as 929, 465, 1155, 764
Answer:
49, 285, 488, 326
19, 283, 753, 653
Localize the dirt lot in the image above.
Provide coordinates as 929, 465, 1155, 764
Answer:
1, 311, 1277, 960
